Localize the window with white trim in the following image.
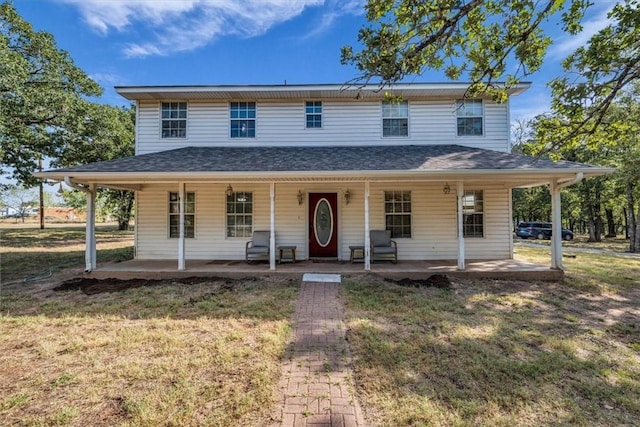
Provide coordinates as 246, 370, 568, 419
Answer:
462, 190, 484, 237
384, 190, 411, 238
169, 192, 195, 238
456, 99, 483, 136
382, 101, 409, 137
161, 102, 187, 138
230, 102, 256, 138
226, 192, 253, 237
305, 101, 322, 128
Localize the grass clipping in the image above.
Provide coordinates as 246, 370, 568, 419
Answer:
0, 277, 297, 427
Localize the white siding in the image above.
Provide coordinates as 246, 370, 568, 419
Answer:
136, 99, 510, 155
135, 183, 511, 261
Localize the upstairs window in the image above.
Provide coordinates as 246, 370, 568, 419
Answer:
305, 101, 322, 128
382, 101, 409, 137
385, 190, 411, 238
161, 102, 187, 138
230, 102, 256, 138
169, 192, 195, 238
227, 192, 253, 237
456, 99, 483, 136
462, 190, 484, 237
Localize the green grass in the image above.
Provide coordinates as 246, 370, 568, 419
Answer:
518, 234, 631, 253
0, 225, 134, 284
342, 248, 640, 426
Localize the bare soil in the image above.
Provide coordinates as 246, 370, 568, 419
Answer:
53, 276, 256, 295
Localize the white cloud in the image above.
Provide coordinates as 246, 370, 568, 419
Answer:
58, 0, 359, 57
301, 0, 364, 40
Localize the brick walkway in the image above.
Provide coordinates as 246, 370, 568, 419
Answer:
272, 281, 367, 427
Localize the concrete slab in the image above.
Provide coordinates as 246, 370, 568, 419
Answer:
302, 273, 342, 283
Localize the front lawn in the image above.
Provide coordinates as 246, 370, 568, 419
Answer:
343, 248, 640, 426
0, 277, 298, 426
0, 224, 134, 284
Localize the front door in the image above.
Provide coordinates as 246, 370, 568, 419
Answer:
309, 193, 338, 258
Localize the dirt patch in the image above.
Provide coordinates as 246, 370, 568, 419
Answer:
53, 276, 255, 295
385, 274, 452, 289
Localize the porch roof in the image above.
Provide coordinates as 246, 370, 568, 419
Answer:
36, 145, 613, 187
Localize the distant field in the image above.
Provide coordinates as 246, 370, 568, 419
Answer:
0, 224, 133, 285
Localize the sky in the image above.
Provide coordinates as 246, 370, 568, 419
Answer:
10, 0, 617, 126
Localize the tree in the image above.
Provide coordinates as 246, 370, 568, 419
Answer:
341, 0, 640, 137
525, 85, 640, 250
548, 1, 640, 149
0, 2, 101, 185
53, 104, 136, 230
341, 0, 589, 101
0, 184, 37, 222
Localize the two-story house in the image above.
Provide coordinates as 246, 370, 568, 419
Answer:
37, 83, 612, 273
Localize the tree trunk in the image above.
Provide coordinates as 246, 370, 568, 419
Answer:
635, 203, 640, 253
623, 207, 628, 239
116, 191, 135, 231
605, 208, 616, 237
627, 182, 637, 252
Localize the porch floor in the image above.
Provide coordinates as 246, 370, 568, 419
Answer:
87, 258, 563, 281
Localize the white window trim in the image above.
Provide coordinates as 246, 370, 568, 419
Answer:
455, 99, 485, 138
160, 101, 188, 139
305, 100, 323, 129
168, 191, 196, 239
461, 189, 485, 238
384, 190, 413, 239
225, 191, 254, 238
229, 101, 257, 139
381, 100, 410, 138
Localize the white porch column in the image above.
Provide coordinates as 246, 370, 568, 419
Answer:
85, 184, 96, 272
269, 182, 276, 271
550, 179, 563, 269
364, 181, 371, 271
457, 181, 465, 270
178, 182, 186, 271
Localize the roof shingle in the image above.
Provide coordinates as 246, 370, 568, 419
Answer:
46, 145, 600, 174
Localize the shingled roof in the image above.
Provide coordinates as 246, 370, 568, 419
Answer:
44, 145, 605, 175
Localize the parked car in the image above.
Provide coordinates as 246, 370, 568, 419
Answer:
516, 222, 574, 240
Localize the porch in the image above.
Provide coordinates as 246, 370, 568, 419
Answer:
86, 258, 563, 281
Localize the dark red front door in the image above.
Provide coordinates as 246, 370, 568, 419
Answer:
309, 193, 338, 258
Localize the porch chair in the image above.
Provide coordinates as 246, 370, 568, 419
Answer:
370, 230, 397, 263
245, 230, 271, 263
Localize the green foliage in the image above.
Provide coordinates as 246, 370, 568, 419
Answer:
54, 104, 136, 230
0, 2, 101, 185
523, 83, 640, 247
0, 185, 37, 217
342, 0, 588, 100
549, 0, 640, 145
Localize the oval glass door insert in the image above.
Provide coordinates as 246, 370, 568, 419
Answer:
313, 198, 333, 247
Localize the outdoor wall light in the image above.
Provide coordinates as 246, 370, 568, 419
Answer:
344, 189, 352, 205
225, 184, 233, 197
443, 182, 451, 194
297, 190, 304, 206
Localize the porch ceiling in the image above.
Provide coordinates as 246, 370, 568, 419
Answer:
35, 144, 614, 189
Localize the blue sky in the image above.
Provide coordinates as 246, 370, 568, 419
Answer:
12, 0, 617, 124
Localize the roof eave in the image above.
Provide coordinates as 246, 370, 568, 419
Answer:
114, 82, 532, 101
34, 166, 615, 183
